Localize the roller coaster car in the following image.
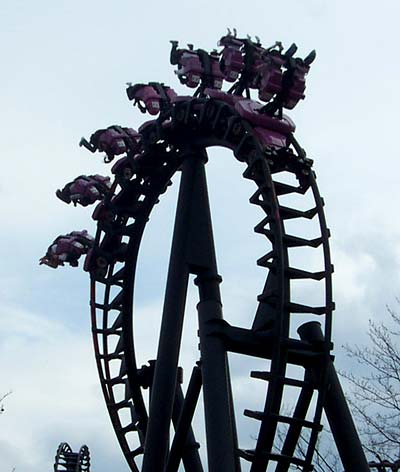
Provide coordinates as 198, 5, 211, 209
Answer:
80, 126, 140, 163
138, 119, 165, 148
246, 44, 265, 89
282, 51, 316, 110
83, 243, 128, 277
170, 41, 203, 88
56, 175, 111, 207
208, 51, 224, 89
111, 156, 135, 180
92, 202, 115, 226
126, 83, 177, 115
257, 52, 285, 102
235, 99, 295, 133
218, 34, 245, 82
170, 41, 223, 90
40, 230, 94, 268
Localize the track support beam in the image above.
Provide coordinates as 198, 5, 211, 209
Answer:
141, 153, 193, 472
168, 366, 203, 472
142, 151, 238, 472
298, 322, 370, 472
187, 152, 239, 472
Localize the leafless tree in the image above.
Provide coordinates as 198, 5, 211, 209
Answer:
253, 302, 400, 470
293, 431, 341, 472
273, 421, 341, 471
341, 302, 400, 463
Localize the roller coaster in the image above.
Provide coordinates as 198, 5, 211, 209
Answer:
53, 443, 90, 472
43, 31, 371, 471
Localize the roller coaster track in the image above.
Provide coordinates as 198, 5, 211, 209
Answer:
88, 95, 334, 471
42, 32, 372, 471
54, 443, 90, 472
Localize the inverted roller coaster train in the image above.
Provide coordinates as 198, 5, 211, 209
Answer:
42, 30, 371, 472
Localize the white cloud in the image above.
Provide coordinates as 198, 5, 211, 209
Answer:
0, 305, 124, 472
333, 247, 376, 303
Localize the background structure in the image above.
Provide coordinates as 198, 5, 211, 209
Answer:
1, 1, 399, 471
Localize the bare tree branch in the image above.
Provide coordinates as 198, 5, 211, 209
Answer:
0, 391, 12, 415
342, 302, 400, 462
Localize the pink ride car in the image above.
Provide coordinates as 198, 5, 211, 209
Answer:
80, 126, 140, 162
56, 175, 111, 207
40, 230, 94, 268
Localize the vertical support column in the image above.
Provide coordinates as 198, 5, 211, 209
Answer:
298, 322, 370, 472
195, 276, 238, 472
142, 151, 238, 472
187, 154, 239, 472
141, 154, 197, 472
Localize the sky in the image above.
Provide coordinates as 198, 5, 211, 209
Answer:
1, 0, 400, 471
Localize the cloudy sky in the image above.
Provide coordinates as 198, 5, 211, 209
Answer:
1, 1, 400, 471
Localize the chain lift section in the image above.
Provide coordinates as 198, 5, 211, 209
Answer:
42, 31, 369, 472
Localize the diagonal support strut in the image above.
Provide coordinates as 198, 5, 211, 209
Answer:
142, 150, 239, 472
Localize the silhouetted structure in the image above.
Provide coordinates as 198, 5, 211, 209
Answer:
43, 31, 370, 471
54, 443, 90, 472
